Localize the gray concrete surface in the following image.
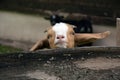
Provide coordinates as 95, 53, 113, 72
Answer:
93, 25, 116, 46
0, 47, 120, 80
0, 11, 50, 42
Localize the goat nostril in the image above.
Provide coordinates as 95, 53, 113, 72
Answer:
57, 35, 64, 39
57, 36, 60, 39
61, 36, 64, 38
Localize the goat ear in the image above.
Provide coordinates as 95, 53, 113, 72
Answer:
72, 25, 77, 28
74, 31, 110, 45
30, 38, 49, 51
66, 24, 76, 28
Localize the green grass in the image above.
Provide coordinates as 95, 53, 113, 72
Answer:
0, 44, 22, 53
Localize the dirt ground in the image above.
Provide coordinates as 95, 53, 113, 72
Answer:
0, 56, 120, 80
74, 57, 120, 70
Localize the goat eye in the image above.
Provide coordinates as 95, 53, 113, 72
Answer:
47, 35, 50, 39
47, 35, 52, 39
71, 32, 75, 35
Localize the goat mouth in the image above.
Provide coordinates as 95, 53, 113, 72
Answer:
55, 40, 67, 48
55, 41, 67, 45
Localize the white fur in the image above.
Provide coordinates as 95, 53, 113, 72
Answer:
52, 23, 68, 48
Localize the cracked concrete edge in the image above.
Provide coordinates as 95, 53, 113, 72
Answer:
0, 46, 120, 60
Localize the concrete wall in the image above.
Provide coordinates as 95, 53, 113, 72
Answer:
0, 11, 50, 50
0, 0, 119, 25
0, 0, 119, 18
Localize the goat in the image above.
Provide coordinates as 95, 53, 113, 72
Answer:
30, 23, 110, 51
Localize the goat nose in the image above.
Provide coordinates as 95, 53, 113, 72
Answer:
57, 35, 65, 39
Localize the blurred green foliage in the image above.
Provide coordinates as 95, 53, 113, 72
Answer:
0, 44, 22, 53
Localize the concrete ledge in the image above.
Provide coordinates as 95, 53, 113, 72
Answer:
0, 47, 120, 80
0, 47, 120, 61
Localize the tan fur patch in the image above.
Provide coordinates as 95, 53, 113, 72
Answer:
66, 24, 75, 48
46, 28, 56, 48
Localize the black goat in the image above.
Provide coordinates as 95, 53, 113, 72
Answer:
50, 14, 93, 33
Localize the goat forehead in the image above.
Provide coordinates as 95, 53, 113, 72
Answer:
52, 23, 68, 35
